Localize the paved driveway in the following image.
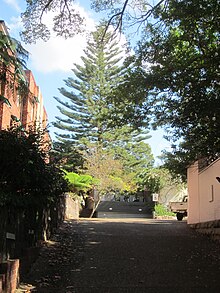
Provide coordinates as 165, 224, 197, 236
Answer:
21, 218, 220, 293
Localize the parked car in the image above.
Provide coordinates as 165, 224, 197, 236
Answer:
169, 195, 188, 221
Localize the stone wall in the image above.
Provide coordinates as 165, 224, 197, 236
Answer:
64, 194, 81, 219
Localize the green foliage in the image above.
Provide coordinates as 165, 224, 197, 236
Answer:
137, 168, 170, 194
53, 23, 153, 189
81, 144, 124, 196
105, 130, 154, 192
89, 0, 220, 178
0, 127, 67, 207
161, 142, 193, 182
0, 31, 28, 70
140, 0, 220, 172
106, 0, 220, 177
53, 23, 127, 145
20, 0, 220, 179
111, 139, 154, 173
103, 59, 151, 129
63, 171, 95, 192
0, 95, 11, 107
50, 140, 84, 172
154, 204, 175, 217
0, 31, 29, 97
137, 168, 160, 194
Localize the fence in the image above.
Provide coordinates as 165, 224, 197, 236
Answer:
0, 195, 66, 264
0, 194, 80, 292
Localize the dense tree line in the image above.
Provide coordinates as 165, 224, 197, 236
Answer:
136, 0, 220, 177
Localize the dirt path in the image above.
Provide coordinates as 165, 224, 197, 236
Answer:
18, 218, 220, 293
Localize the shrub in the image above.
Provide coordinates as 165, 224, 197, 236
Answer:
154, 204, 175, 217
0, 127, 68, 207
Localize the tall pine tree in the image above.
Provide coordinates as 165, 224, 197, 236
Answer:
53, 24, 126, 146
53, 23, 153, 178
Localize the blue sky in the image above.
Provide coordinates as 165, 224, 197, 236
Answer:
1, 0, 171, 164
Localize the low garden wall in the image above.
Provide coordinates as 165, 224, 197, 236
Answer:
190, 219, 220, 242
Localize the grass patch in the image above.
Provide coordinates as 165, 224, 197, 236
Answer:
154, 204, 175, 217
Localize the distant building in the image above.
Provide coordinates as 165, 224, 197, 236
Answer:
0, 20, 48, 132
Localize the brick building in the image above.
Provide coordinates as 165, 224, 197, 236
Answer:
0, 20, 48, 132
22, 70, 48, 131
0, 21, 51, 291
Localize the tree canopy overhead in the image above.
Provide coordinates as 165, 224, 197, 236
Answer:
95, 0, 220, 177
20, 0, 164, 43
21, 0, 86, 43
92, 0, 219, 177
135, 0, 220, 172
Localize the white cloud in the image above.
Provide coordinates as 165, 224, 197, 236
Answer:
4, 0, 21, 12
26, 34, 90, 73
6, 3, 129, 74
25, 4, 96, 73
6, 6, 94, 73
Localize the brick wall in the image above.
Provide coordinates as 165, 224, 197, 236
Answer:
0, 77, 22, 130
0, 67, 44, 132
21, 70, 38, 130
0, 21, 26, 131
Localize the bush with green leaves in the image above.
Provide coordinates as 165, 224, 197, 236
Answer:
154, 204, 175, 217
0, 127, 68, 207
